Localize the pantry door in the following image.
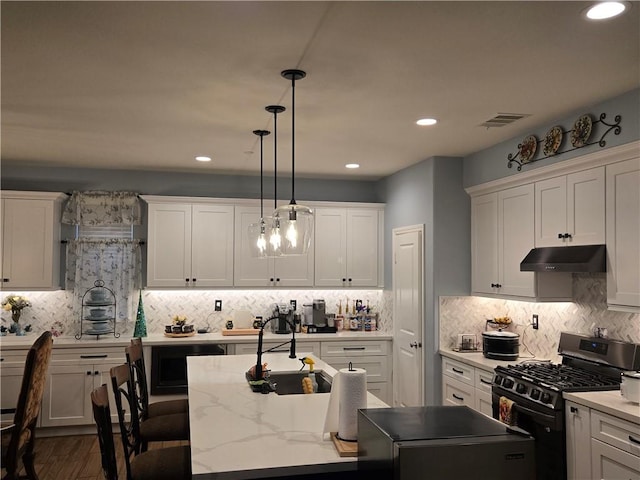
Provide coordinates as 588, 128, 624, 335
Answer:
393, 225, 424, 407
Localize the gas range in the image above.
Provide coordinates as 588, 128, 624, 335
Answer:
493, 332, 640, 411
493, 362, 621, 411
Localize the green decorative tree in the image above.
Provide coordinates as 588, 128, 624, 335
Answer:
133, 290, 147, 338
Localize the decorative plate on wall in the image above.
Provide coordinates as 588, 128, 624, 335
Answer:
519, 135, 538, 163
543, 126, 563, 156
570, 114, 593, 148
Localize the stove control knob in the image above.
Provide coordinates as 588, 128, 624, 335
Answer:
516, 383, 527, 394
541, 392, 552, 404
503, 378, 514, 389
530, 389, 541, 400
494, 376, 502, 386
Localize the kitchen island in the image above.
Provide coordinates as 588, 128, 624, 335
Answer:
187, 352, 387, 479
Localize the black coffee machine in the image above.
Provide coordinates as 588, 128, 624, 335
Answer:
270, 303, 293, 334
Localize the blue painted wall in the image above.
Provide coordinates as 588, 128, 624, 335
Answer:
464, 88, 640, 188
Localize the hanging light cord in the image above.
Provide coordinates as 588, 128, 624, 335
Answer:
290, 75, 296, 204
274, 110, 278, 210
253, 130, 270, 219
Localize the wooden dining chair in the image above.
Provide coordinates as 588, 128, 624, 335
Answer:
124, 339, 189, 452
1, 331, 54, 480
91, 383, 191, 480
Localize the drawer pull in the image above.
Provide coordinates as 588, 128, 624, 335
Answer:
629, 435, 640, 445
452, 393, 464, 401
452, 367, 464, 375
343, 347, 366, 351
479, 378, 492, 385
570, 406, 578, 413
80, 354, 109, 359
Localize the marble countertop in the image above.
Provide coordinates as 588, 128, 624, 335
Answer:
0, 330, 392, 350
439, 347, 558, 371
187, 352, 388, 479
563, 390, 640, 425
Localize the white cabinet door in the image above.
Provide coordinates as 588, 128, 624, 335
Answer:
497, 184, 535, 297
591, 438, 640, 480
191, 204, 234, 287
233, 205, 313, 287
471, 193, 498, 294
1, 196, 62, 289
535, 176, 567, 247
41, 364, 94, 426
606, 157, 640, 309
567, 167, 605, 245
147, 203, 192, 287
346, 209, 379, 287
314, 208, 347, 287
442, 375, 474, 407
474, 390, 492, 417
565, 401, 592, 480
0, 352, 27, 423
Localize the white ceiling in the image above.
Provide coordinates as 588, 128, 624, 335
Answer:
2, 1, 639, 180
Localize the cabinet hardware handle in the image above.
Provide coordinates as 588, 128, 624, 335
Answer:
270, 278, 274, 282
80, 354, 108, 359
2, 278, 8, 282
348, 278, 352, 282
629, 435, 640, 445
343, 347, 366, 351
452, 367, 464, 374
570, 406, 578, 413
566, 233, 572, 239
342, 278, 346, 282
496, 283, 502, 288
192, 278, 196, 282
94, 371, 99, 376
276, 278, 280, 282
0, 358, 4, 362
87, 371, 92, 375
479, 378, 492, 385
409, 342, 417, 348
452, 394, 464, 401
558, 233, 564, 239
185, 278, 189, 282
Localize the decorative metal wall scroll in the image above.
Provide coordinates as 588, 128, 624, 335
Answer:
507, 113, 622, 171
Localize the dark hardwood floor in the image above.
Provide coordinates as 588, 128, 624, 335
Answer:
1, 435, 188, 480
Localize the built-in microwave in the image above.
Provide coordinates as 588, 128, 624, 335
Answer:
151, 343, 226, 395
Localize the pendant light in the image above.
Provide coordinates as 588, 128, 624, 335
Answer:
266, 104, 286, 255
247, 129, 270, 257
275, 69, 313, 255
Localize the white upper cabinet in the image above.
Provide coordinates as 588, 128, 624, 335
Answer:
314, 207, 381, 287
535, 167, 605, 247
1, 191, 66, 290
606, 157, 640, 310
472, 185, 536, 297
233, 205, 313, 287
146, 201, 234, 288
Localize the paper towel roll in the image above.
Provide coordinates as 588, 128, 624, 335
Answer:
337, 367, 367, 441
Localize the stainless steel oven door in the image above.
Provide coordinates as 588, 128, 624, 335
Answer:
492, 389, 565, 480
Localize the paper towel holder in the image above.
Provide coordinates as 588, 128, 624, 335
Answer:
348, 362, 355, 371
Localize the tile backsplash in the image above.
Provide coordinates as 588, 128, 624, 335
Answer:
439, 274, 640, 361
1, 289, 391, 338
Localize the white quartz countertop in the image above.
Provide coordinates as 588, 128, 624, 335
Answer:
0, 330, 392, 350
563, 390, 640, 425
439, 348, 557, 371
187, 352, 387, 479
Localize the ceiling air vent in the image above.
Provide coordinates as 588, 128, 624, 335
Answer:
480, 113, 531, 128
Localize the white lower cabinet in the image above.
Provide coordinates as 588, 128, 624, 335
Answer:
40, 348, 124, 427
0, 349, 30, 423
565, 401, 640, 480
233, 341, 321, 357
441, 356, 493, 417
321, 340, 391, 405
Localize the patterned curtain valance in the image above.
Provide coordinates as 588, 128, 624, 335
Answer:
62, 191, 142, 226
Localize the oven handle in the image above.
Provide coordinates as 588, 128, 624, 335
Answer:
514, 402, 558, 424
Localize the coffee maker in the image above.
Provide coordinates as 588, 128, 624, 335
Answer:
302, 299, 336, 333
270, 303, 293, 334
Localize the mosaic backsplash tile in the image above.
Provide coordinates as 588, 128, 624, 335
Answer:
439, 274, 640, 361
1, 289, 390, 338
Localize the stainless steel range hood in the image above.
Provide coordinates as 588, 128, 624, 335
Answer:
520, 245, 606, 273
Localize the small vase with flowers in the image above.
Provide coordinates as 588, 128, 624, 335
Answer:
2, 294, 31, 335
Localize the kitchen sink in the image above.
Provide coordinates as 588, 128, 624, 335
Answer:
267, 370, 332, 395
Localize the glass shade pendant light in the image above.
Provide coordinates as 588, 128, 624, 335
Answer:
265, 104, 286, 256
275, 69, 313, 255
247, 129, 271, 257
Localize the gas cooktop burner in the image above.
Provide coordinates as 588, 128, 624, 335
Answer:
500, 362, 620, 390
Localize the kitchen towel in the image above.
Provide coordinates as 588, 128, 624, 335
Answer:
323, 367, 367, 441
499, 396, 516, 426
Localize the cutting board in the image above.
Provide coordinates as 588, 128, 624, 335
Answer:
221, 328, 260, 336
330, 432, 358, 457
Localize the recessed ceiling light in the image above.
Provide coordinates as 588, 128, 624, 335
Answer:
585, 2, 628, 19
345, 163, 360, 169
195, 156, 211, 162
416, 118, 437, 126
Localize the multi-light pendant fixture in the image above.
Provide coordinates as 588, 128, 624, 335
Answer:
247, 69, 313, 258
